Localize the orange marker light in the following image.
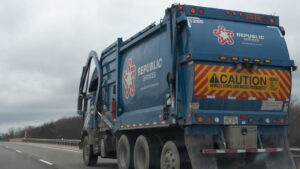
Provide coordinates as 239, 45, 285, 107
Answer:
270, 17, 275, 23
253, 58, 261, 63
231, 56, 239, 61
219, 56, 227, 60
242, 57, 250, 62
190, 8, 196, 14
280, 118, 285, 124
264, 59, 271, 64
198, 116, 203, 123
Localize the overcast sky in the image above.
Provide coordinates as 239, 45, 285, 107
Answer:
0, 0, 299, 134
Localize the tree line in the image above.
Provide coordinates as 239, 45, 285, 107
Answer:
1, 116, 83, 140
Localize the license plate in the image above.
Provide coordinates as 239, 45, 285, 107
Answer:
224, 116, 238, 125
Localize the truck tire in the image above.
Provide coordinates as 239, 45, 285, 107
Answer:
82, 136, 98, 166
117, 134, 135, 169
133, 135, 161, 169
160, 141, 180, 169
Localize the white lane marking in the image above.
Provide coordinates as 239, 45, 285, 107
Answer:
39, 159, 53, 165
16, 150, 22, 153
11, 142, 80, 153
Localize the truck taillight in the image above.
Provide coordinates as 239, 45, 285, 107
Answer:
263, 16, 267, 22
198, 8, 204, 15
206, 117, 212, 123
178, 6, 183, 11
226, 11, 230, 15
272, 118, 278, 124
239, 13, 243, 16
232, 12, 236, 16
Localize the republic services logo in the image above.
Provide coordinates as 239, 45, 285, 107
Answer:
213, 26, 234, 45
123, 58, 136, 99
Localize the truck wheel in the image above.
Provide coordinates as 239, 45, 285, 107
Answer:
82, 136, 98, 166
133, 135, 161, 169
161, 141, 180, 169
117, 134, 135, 169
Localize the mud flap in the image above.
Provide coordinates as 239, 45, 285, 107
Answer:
184, 135, 218, 169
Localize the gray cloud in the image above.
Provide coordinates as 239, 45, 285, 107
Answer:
0, 0, 299, 133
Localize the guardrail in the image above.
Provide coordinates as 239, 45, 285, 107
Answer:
22, 138, 80, 146
291, 148, 300, 169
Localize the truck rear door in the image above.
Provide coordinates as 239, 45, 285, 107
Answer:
181, 16, 293, 125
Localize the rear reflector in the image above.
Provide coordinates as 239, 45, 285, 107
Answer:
202, 148, 283, 154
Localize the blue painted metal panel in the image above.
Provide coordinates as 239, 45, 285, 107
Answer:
187, 18, 291, 66
118, 24, 172, 115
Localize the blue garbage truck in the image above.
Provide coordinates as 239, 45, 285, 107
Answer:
77, 4, 297, 169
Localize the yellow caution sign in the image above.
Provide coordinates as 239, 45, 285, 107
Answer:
194, 64, 290, 101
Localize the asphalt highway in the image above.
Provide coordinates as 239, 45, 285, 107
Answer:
0, 142, 118, 169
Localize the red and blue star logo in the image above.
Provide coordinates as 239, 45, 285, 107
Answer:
123, 58, 136, 99
213, 26, 234, 45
